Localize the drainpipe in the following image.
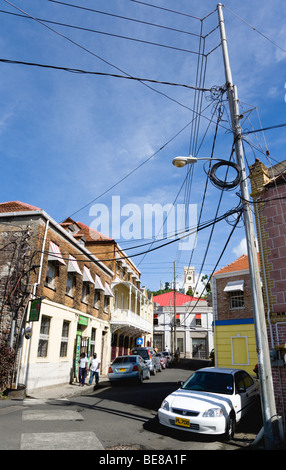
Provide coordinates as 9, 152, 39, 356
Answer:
22, 219, 49, 388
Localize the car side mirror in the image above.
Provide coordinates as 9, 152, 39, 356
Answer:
237, 386, 246, 393
177, 381, 184, 388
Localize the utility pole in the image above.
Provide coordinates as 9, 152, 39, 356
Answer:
217, 3, 281, 448
174, 261, 177, 355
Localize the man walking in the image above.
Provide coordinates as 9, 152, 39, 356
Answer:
89, 353, 100, 386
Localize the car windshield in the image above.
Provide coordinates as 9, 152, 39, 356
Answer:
132, 350, 149, 360
182, 371, 234, 395
113, 357, 137, 364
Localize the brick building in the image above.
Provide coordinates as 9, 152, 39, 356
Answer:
0, 201, 114, 393
60, 218, 153, 361
211, 255, 258, 376
249, 159, 286, 429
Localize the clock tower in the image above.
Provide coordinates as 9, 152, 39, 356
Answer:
184, 266, 195, 294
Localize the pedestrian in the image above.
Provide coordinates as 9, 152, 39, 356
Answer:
78, 352, 88, 386
89, 353, 100, 386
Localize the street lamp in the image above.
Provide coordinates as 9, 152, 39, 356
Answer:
172, 155, 215, 167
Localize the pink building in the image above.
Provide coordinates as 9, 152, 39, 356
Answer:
250, 159, 286, 431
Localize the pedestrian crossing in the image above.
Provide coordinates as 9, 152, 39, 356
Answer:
20, 399, 104, 450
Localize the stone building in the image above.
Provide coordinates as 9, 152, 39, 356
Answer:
60, 218, 153, 361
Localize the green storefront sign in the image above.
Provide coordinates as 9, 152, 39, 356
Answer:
78, 315, 88, 326
28, 298, 42, 322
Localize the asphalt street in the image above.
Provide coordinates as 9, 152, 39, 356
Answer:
0, 360, 264, 452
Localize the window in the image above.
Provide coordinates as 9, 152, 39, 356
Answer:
37, 315, 51, 357
60, 320, 70, 357
90, 328, 96, 356
94, 290, 100, 308
230, 290, 244, 309
66, 273, 76, 297
45, 262, 58, 289
104, 296, 110, 312
82, 283, 90, 303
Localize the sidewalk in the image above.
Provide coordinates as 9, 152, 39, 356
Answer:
25, 375, 110, 400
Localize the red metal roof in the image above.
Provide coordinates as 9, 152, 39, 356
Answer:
153, 291, 202, 306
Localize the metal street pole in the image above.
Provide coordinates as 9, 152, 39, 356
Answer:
217, 3, 280, 448
174, 261, 177, 355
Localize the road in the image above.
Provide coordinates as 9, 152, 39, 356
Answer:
0, 364, 262, 452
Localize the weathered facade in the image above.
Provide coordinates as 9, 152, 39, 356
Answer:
0, 202, 154, 394
0, 201, 114, 393
249, 159, 286, 429
60, 218, 153, 361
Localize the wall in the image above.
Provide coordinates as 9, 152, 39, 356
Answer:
214, 320, 257, 375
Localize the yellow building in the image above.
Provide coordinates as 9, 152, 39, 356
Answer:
211, 255, 259, 376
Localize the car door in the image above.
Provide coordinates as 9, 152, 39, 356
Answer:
234, 371, 256, 420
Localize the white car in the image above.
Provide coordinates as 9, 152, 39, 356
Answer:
158, 367, 259, 440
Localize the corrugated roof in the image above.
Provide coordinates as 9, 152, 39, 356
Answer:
0, 201, 42, 213
153, 291, 201, 306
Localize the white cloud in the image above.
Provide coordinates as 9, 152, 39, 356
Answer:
232, 237, 247, 257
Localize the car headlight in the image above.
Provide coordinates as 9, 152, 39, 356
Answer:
161, 399, 170, 411
202, 407, 223, 418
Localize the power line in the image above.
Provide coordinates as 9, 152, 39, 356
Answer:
0, 8, 203, 56
127, 0, 203, 21
243, 123, 286, 135
45, 0, 202, 38
223, 5, 286, 55
0, 58, 211, 91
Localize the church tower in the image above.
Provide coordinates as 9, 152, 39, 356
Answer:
184, 266, 195, 294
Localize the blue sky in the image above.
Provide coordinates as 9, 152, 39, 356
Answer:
0, 0, 285, 291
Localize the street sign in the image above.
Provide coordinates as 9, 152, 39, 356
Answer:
24, 327, 32, 339
28, 298, 42, 321
136, 338, 143, 345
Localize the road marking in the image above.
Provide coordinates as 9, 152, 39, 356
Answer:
21, 431, 104, 450
22, 410, 84, 421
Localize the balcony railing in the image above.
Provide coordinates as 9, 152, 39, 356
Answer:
110, 308, 153, 334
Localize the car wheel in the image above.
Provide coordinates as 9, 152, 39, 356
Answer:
152, 366, 156, 375
138, 373, 144, 384
146, 370, 151, 380
224, 412, 236, 441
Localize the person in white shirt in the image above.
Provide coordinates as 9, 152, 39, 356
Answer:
89, 353, 101, 386
78, 352, 88, 386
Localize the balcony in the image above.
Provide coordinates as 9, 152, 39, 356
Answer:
110, 308, 153, 335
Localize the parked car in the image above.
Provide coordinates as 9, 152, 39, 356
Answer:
131, 347, 160, 375
156, 352, 167, 369
108, 355, 150, 384
161, 351, 174, 367
209, 349, 215, 366
158, 367, 259, 440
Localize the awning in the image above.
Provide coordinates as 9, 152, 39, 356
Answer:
83, 266, 94, 284
104, 282, 114, 297
224, 280, 244, 292
48, 241, 66, 265
68, 254, 82, 275
195, 314, 201, 319
94, 275, 104, 291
